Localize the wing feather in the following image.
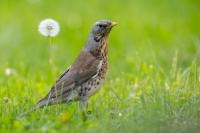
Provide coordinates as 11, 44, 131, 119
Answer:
38, 50, 100, 105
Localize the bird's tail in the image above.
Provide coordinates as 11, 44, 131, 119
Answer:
17, 98, 51, 118
17, 105, 40, 118
17, 94, 68, 118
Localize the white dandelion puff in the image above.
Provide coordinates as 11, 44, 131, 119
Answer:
5, 68, 15, 76
38, 19, 60, 37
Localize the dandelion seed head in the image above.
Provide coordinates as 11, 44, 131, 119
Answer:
38, 19, 60, 37
5, 68, 15, 76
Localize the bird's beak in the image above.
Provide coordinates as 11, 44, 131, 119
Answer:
110, 21, 117, 27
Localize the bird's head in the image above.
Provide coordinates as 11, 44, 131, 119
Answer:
84, 20, 117, 54
91, 20, 117, 42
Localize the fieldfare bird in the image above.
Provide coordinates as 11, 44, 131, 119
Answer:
20, 20, 117, 118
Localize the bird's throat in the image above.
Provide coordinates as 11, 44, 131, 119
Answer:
91, 37, 108, 60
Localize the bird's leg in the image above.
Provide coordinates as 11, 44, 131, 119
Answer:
79, 99, 88, 121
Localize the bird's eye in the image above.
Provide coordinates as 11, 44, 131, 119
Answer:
98, 24, 107, 28
98, 24, 103, 28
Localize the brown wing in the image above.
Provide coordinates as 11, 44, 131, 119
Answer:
40, 50, 100, 102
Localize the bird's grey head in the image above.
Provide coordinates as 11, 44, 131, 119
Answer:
84, 20, 117, 52
91, 20, 117, 42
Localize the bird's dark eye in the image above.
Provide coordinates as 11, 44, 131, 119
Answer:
98, 24, 103, 28
98, 24, 106, 28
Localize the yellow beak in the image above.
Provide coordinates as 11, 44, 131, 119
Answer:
110, 21, 117, 27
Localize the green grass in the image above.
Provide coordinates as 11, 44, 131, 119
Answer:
0, 0, 200, 132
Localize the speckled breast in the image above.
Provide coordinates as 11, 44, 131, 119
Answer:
78, 38, 108, 98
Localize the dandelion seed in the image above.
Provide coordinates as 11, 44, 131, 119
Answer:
38, 19, 60, 37
5, 68, 15, 76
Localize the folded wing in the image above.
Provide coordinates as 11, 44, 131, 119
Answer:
38, 50, 100, 107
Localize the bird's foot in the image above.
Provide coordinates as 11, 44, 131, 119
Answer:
81, 111, 88, 121
81, 110, 92, 121
87, 110, 92, 114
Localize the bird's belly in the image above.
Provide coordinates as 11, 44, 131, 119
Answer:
86, 80, 102, 97
79, 76, 105, 98
78, 60, 107, 99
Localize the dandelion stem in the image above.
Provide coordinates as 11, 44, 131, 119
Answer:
48, 37, 56, 79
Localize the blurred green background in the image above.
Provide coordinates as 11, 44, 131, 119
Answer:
1, 0, 199, 74
0, 0, 200, 133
